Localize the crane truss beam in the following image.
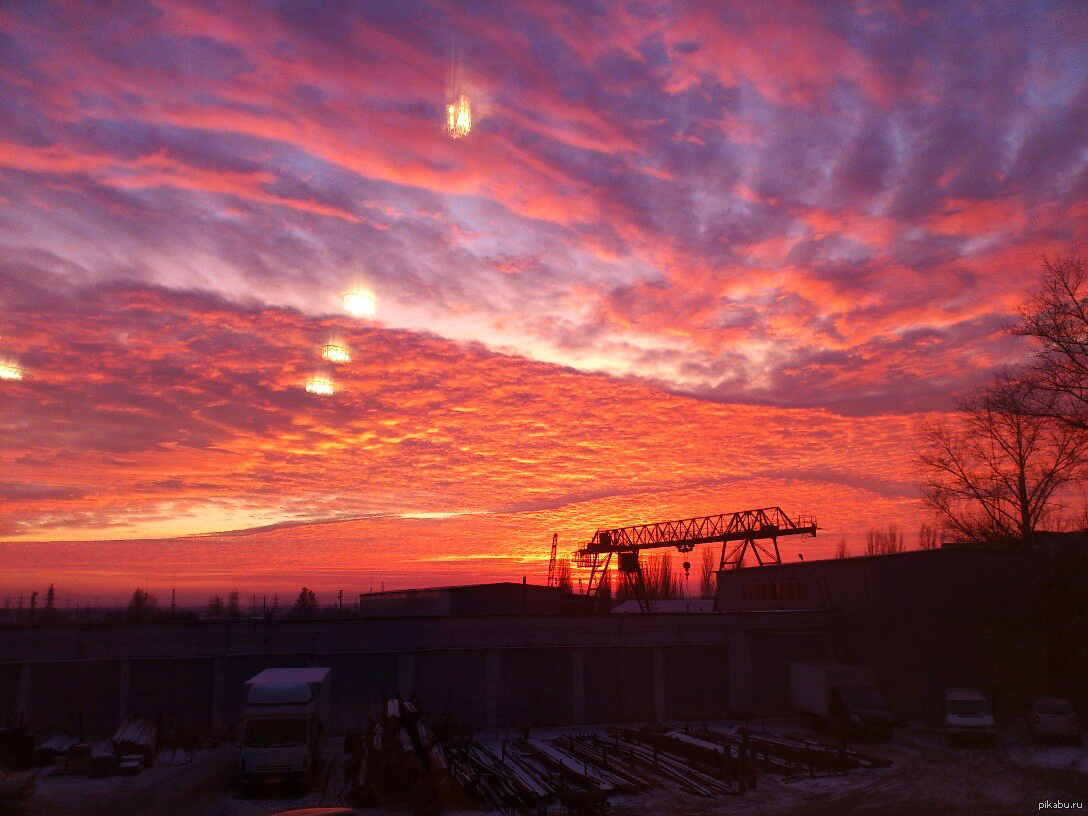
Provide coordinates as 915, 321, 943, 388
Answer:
579, 506, 816, 556
575, 507, 817, 607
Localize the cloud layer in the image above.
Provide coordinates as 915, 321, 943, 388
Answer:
1, 1, 1086, 597
0, 260, 921, 598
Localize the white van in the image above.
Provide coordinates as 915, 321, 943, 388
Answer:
239, 668, 331, 793
944, 688, 996, 747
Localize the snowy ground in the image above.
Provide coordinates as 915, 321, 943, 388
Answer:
22, 720, 1088, 816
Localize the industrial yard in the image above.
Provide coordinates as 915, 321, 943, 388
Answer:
2, 531, 1086, 814
20, 720, 1088, 816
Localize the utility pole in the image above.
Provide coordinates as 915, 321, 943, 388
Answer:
338, 589, 343, 613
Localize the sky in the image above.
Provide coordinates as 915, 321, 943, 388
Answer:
1, 0, 1087, 603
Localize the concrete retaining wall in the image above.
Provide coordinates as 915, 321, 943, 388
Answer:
0, 611, 829, 738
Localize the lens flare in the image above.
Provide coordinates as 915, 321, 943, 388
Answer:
305, 375, 335, 396
0, 362, 22, 381
343, 289, 376, 318
446, 95, 472, 139
322, 343, 351, 364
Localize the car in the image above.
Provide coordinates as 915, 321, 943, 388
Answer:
944, 688, 997, 747
1029, 697, 1082, 744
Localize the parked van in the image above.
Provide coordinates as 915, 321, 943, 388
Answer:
239, 667, 331, 793
944, 688, 996, 747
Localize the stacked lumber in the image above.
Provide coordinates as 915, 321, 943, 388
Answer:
112, 716, 157, 766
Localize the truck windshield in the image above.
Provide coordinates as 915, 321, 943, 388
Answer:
948, 700, 990, 716
244, 718, 307, 747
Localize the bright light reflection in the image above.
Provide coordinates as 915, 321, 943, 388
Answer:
322, 343, 351, 364
0, 362, 22, 381
305, 375, 335, 396
343, 289, 376, 318
446, 95, 472, 139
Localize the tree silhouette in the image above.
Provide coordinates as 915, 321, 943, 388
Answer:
1014, 255, 1088, 430
865, 523, 904, 555
699, 548, 716, 599
126, 589, 158, 622
918, 523, 940, 550
918, 373, 1088, 546
43, 584, 56, 622
207, 594, 225, 618
291, 587, 319, 618
555, 560, 573, 593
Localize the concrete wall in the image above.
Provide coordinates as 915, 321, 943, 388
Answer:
0, 611, 828, 738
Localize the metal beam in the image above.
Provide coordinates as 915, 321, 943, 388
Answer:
579, 507, 816, 557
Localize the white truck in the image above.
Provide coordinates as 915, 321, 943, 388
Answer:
238, 667, 331, 792
790, 661, 893, 741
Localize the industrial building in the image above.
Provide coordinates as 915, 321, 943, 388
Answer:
0, 508, 1080, 746
356, 581, 592, 618
716, 545, 1061, 722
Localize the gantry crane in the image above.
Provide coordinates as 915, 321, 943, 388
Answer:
574, 506, 817, 612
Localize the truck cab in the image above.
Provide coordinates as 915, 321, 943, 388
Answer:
830, 685, 894, 741
239, 668, 331, 793
944, 688, 996, 747
791, 662, 894, 742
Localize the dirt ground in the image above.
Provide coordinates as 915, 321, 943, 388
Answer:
23, 721, 1088, 816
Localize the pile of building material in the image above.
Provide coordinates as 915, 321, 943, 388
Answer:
694, 725, 892, 775
87, 741, 116, 778
600, 729, 737, 796
112, 716, 157, 768
347, 699, 447, 812
350, 701, 891, 813
519, 737, 642, 794
445, 741, 557, 816
32, 734, 77, 765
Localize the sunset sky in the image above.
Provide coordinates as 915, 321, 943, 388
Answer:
1, 1, 1087, 603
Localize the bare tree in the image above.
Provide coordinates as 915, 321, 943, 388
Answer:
918, 373, 1088, 546
918, 522, 940, 550
834, 538, 850, 558
699, 548, 716, 599
639, 557, 683, 600
1014, 255, 1088, 429
865, 523, 904, 555
555, 560, 573, 594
